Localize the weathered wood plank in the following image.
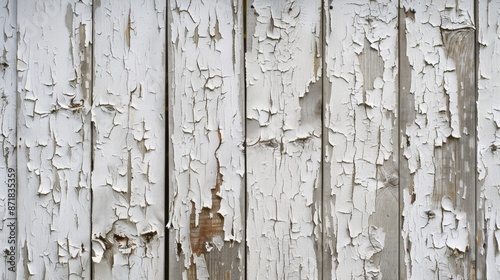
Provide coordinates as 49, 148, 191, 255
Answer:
16, 0, 92, 278
398, 6, 413, 280
477, 0, 500, 278
0, 1, 17, 279
399, 0, 475, 278
91, 0, 166, 278
167, 0, 245, 279
323, 1, 399, 279
245, 0, 322, 279
441, 26, 476, 279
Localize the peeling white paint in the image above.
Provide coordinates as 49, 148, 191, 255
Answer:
16, 0, 92, 278
92, 0, 165, 279
168, 0, 245, 278
3, 1, 490, 279
478, 0, 500, 278
324, 1, 398, 278
0, 1, 17, 279
246, 0, 322, 279
401, 0, 474, 279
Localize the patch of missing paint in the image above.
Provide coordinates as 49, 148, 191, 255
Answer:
168, 0, 244, 277
16, 0, 93, 278
324, 0, 398, 278
245, 0, 322, 279
91, 0, 166, 278
400, 0, 475, 278
189, 187, 225, 256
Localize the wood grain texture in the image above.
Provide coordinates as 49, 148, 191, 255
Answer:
4, 1, 498, 279
398, 7, 413, 280
323, 1, 399, 279
91, 0, 166, 278
245, 0, 322, 279
441, 26, 476, 279
0, 1, 17, 279
400, 0, 475, 278
478, 0, 500, 278
167, 0, 245, 279
16, 0, 92, 278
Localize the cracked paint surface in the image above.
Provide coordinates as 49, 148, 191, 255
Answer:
4, 0, 496, 278
478, 0, 500, 278
168, 0, 245, 278
400, 0, 475, 278
16, 0, 92, 278
0, 1, 17, 279
246, 0, 322, 279
92, 0, 166, 279
324, 1, 398, 279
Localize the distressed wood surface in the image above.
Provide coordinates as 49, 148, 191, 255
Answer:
167, 0, 245, 279
323, 1, 399, 279
245, 0, 322, 279
400, 0, 475, 279
16, 0, 92, 278
91, 0, 166, 278
398, 6, 413, 280
478, 1, 500, 279
0, 1, 17, 279
3, 0, 499, 279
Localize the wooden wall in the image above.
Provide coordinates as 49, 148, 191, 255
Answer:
1, 0, 500, 279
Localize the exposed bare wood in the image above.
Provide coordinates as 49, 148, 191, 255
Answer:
3, 1, 495, 279
398, 6, 413, 280
324, 0, 399, 279
92, 0, 166, 278
399, 0, 475, 278
245, 0, 322, 279
167, 0, 245, 278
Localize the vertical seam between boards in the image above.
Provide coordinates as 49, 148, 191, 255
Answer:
90, 0, 95, 278
321, 0, 326, 279
397, 0, 402, 279
474, 1, 479, 279
165, 0, 169, 278
243, 0, 248, 279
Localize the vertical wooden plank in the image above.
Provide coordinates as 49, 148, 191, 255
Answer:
16, 0, 92, 278
399, 0, 475, 278
245, 1, 322, 279
477, 0, 500, 278
441, 26, 476, 279
323, 1, 399, 279
0, 1, 17, 279
91, 0, 166, 278
398, 6, 412, 280
167, 0, 245, 278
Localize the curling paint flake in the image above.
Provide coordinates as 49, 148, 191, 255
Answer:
16, 0, 92, 278
246, 0, 322, 279
400, 0, 474, 278
478, 0, 500, 278
0, 1, 17, 279
324, 1, 398, 279
168, 0, 245, 278
92, 0, 166, 279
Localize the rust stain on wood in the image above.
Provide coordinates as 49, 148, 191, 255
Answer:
189, 189, 225, 256
189, 128, 225, 255
187, 129, 225, 278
